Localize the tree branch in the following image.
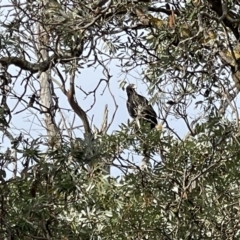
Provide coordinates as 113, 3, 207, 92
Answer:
67, 72, 91, 135
0, 56, 54, 73
207, 0, 239, 40
0, 45, 84, 73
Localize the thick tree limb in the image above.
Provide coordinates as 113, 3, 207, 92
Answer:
0, 45, 83, 73
67, 73, 91, 135
0, 56, 54, 73
207, 0, 240, 91
207, 0, 239, 40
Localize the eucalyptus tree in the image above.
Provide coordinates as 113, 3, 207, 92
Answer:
0, 0, 240, 239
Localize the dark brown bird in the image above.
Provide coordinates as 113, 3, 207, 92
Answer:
126, 84, 157, 129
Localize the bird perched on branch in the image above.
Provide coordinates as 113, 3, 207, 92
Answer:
126, 84, 157, 129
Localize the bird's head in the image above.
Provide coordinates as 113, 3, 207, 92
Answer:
126, 84, 137, 97
126, 84, 137, 93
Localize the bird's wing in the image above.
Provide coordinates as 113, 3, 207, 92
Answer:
146, 104, 157, 118
127, 100, 137, 118
136, 93, 149, 105
136, 93, 157, 118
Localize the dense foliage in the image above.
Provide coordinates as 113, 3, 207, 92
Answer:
1, 0, 240, 239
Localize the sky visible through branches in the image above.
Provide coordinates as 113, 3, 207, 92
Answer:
1, 0, 240, 178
